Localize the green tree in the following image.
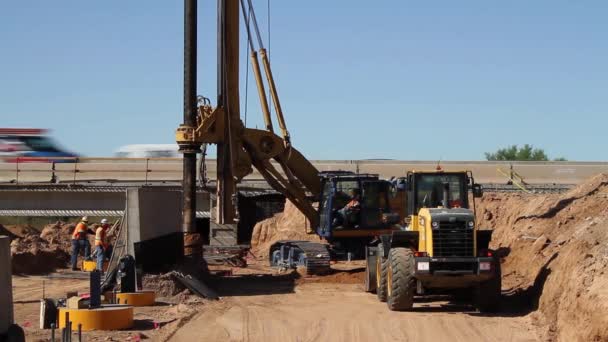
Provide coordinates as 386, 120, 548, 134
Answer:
484, 144, 561, 161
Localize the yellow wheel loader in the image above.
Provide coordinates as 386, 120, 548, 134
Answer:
365, 170, 501, 312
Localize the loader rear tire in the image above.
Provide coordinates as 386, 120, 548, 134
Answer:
376, 252, 388, 302
386, 247, 416, 311
475, 259, 502, 313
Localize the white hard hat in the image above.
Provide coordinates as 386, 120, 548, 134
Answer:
101, 218, 109, 224
82, 216, 89, 222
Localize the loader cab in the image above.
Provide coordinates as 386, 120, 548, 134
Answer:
406, 171, 480, 216
317, 172, 396, 239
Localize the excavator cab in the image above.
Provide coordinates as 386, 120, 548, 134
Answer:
269, 172, 402, 275
317, 173, 400, 240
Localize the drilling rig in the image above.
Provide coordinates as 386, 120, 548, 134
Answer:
175, 0, 404, 274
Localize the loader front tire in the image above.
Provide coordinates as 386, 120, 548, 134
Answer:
386, 247, 416, 311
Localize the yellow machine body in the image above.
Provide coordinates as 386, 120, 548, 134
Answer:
405, 170, 482, 258
411, 208, 477, 257
81, 260, 96, 272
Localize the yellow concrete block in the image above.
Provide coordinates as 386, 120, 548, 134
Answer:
58, 305, 133, 331
115, 291, 156, 307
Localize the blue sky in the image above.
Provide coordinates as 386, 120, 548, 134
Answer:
1, 1, 606, 160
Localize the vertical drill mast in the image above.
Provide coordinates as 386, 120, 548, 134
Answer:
181, 0, 201, 260
216, 0, 240, 224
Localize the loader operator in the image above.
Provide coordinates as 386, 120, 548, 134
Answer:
94, 219, 113, 272
334, 188, 361, 227
70, 216, 95, 271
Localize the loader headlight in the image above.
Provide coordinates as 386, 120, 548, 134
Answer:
468, 221, 474, 229
419, 217, 425, 227
431, 221, 439, 229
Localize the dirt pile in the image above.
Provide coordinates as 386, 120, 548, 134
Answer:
10, 233, 70, 274
296, 268, 365, 285
251, 200, 322, 258
7, 221, 76, 274
143, 272, 188, 298
477, 174, 608, 341
39, 221, 75, 252
2, 224, 39, 238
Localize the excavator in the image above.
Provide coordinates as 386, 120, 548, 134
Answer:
174, 2, 501, 315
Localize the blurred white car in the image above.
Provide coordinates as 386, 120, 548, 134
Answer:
114, 144, 180, 158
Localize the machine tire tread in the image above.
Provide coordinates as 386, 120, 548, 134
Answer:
376, 252, 388, 302
386, 247, 416, 311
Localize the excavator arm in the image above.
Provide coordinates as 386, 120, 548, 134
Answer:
176, 108, 321, 231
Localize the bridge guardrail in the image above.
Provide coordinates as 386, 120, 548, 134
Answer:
1, 157, 606, 185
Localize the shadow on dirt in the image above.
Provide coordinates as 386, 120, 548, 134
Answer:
208, 271, 300, 297
469, 252, 558, 318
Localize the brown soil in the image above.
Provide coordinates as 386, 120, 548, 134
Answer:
13, 275, 204, 342
3, 224, 39, 238
296, 268, 365, 285
171, 281, 538, 342
476, 174, 608, 341
250, 200, 324, 258
142, 272, 188, 299
7, 221, 81, 274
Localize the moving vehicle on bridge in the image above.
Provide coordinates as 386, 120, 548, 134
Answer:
0, 128, 78, 163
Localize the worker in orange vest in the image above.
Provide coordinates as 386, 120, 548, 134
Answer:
95, 219, 113, 271
70, 216, 95, 271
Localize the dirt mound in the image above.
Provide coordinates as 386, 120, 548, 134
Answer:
296, 269, 365, 285
10, 233, 70, 274
39, 221, 74, 253
3, 224, 39, 238
477, 174, 608, 341
4, 221, 75, 274
11, 249, 70, 274
143, 272, 187, 298
251, 200, 322, 258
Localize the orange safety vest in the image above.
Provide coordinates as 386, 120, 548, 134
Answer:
95, 227, 107, 248
72, 222, 88, 240
346, 199, 360, 209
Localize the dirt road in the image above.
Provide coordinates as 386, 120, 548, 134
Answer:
171, 277, 539, 342
12, 268, 540, 342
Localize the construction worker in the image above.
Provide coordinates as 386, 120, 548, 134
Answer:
334, 188, 362, 227
344, 188, 362, 210
95, 219, 113, 272
70, 216, 94, 271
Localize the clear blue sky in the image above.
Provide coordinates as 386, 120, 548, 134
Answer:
1, 1, 606, 160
